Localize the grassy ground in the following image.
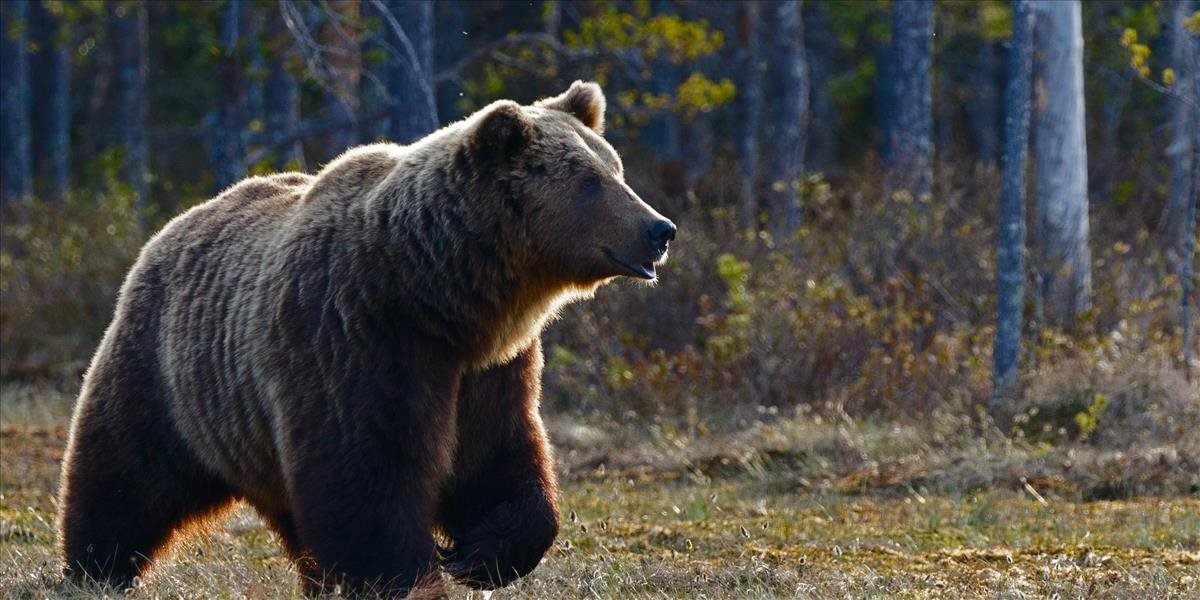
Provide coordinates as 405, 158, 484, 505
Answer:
2, 386, 1197, 598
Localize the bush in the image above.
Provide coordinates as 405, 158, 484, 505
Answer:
542, 159, 1196, 439
1, 158, 1193, 450
1, 192, 148, 379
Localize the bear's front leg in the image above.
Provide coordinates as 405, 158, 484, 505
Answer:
281, 356, 461, 597
438, 342, 560, 590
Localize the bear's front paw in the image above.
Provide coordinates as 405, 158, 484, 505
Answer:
438, 501, 557, 589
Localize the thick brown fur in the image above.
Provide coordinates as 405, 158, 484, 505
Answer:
56, 81, 672, 596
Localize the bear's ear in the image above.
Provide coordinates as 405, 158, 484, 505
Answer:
535, 80, 606, 133
471, 100, 534, 159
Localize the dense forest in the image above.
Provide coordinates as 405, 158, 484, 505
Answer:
1, 0, 1197, 430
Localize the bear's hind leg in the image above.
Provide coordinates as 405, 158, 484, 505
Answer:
260, 511, 327, 595
58, 397, 234, 588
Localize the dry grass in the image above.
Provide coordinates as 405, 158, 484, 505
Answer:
2, 386, 1198, 599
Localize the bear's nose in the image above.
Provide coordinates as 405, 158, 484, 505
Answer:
648, 220, 676, 251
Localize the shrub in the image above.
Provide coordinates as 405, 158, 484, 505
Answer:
1, 192, 148, 379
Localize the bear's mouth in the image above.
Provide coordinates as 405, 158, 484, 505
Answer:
602, 248, 656, 280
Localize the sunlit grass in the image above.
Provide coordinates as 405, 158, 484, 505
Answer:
2, 387, 1196, 598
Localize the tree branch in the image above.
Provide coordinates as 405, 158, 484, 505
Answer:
367, 0, 437, 129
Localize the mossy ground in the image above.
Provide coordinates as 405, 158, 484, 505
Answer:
1, 391, 1197, 599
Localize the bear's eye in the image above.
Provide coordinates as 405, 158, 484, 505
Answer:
580, 175, 602, 198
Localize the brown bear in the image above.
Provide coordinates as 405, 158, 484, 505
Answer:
56, 81, 674, 596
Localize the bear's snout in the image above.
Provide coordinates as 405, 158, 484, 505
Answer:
647, 219, 677, 254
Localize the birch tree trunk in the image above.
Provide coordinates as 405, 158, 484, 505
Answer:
992, 0, 1035, 415
1, 0, 33, 206
765, 0, 808, 238
1032, 0, 1091, 328
386, 0, 437, 144
113, 1, 150, 213
886, 0, 934, 202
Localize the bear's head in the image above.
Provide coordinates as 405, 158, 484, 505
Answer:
466, 81, 676, 287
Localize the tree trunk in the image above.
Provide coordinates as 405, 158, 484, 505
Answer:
804, 2, 838, 174
265, 6, 304, 171
969, 25, 999, 168
112, 1, 150, 212
213, 1, 245, 191
873, 20, 896, 162
1032, 0, 1091, 328
543, 0, 560, 36
78, 9, 113, 176
386, 0, 437, 144
1184, 2, 1200, 379
1161, 0, 1196, 273
1, 0, 33, 205
992, 0, 1035, 415
764, 0, 808, 238
735, 0, 763, 228
320, 0, 361, 158
886, 0, 933, 202
30, 0, 71, 201
359, 1, 386, 143
43, 2, 71, 201
434, 0, 467, 122
645, 0, 683, 196
245, 4, 266, 143
934, 10, 951, 182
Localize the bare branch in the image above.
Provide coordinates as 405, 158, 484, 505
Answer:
368, 0, 437, 129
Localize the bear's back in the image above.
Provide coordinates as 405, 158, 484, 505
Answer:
124, 172, 316, 497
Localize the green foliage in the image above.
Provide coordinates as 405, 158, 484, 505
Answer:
563, 7, 724, 64
544, 155, 1194, 427
1120, 27, 1154, 79
558, 3, 732, 122
977, 1, 1012, 42
821, 0, 889, 47
1, 190, 147, 378
1186, 10, 1200, 34
1073, 393, 1109, 441
674, 73, 734, 118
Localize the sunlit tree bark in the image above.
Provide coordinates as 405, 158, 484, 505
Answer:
1032, 0, 1091, 328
